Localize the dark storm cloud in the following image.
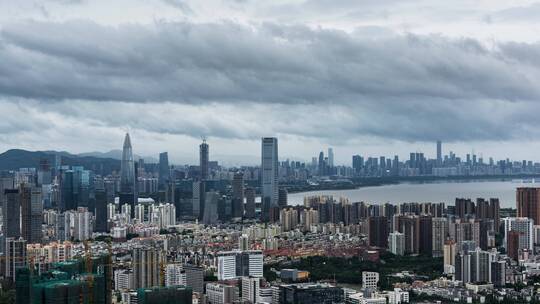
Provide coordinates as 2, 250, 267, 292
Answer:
1, 20, 540, 143
1, 20, 539, 103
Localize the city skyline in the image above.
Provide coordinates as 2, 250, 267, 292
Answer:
6, 2, 540, 304
3, 1, 540, 164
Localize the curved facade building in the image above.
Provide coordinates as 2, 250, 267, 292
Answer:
120, 133, 137, 217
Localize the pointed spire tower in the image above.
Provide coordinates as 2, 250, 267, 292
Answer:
120, 133, 137, 218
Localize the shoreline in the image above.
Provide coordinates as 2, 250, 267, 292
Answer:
283, 174, 540, 194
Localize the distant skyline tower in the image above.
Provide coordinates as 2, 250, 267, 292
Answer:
199, 140, 209, 181
328, 147, 334, 167
232, 171, 244, 218
436, 140, 442, 165
318, 151, 325, 175
261, 137, 278, 221
120, 133, 136, 218
158, 152, 169, 190
198, 139, 209, 221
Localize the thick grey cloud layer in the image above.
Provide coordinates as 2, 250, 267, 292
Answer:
1, 21, 540, 142
2, 1, 540, 163
2, 20, 539, 105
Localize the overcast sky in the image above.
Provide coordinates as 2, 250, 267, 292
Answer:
2, 0, 540, 165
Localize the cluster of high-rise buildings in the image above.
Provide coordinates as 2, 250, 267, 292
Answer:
349, 141, 540, 178
7, 133, 540, 303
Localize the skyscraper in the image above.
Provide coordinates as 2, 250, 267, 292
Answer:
368, 216, 388, 248
158, 152, 170, 190
318, 151, 325, 175
20, 184, 42, 244
327, 147, 334, 167
5, 238, 26, 282
278, 188, 288, 208
4, 189, 20, 238
202, 191, 219, 225
261, 137, 278, 221
120, 133, 137, 218
502, 217, 533, 253
232, 172, 244, 218
432, 218, 448, 257
133, 247, 163, 289
388, 232, 405, 256
517, 187, 540, 225
94, 189, 108, 232
436, 140, 442, 165
199, 140, 209, 181
245, 187, 256, 219
397, 215, 420, 255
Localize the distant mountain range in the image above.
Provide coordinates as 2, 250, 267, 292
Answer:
78, 150, 158, 163
0, 149, 121, 175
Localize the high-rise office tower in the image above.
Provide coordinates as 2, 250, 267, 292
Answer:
261, 137, 278, 221
318, 151, 325, 175
245, 188, 256, 219
94, 189, 108, 232
199, 140, 209, 181
202, 191, 219, 225
158, 152, 170, 190
327, 148, 334, 167
198, 140, 209, 220
192, 181, 201, 218
436, 140, 442, 165
37, 158, 52, 186
232, 172, 244, 218
352, 155, 363, 174
120, 133, 137, 218
4, 189, 20, 238
278, 188, 288, 208
20, 184, 42, 244
517, 187, 540, 225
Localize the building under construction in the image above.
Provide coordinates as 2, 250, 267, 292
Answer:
15, 254, 112, 304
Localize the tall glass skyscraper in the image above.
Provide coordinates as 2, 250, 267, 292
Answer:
120, 133, 135, 193
261, 137, 278, 220
199, 140, 209, 181
120, 133, 136, 217
158, 152, 169, 190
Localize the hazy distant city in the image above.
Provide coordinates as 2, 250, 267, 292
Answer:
4, 1, 540, 304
